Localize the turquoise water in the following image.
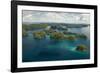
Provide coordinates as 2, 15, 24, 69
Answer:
22, 31, 90, 62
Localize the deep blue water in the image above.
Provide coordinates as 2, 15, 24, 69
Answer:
22, 31, 90, 62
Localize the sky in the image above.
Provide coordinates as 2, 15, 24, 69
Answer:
22, 10, 90, 24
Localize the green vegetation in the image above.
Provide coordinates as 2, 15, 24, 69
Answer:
22, 24, 48, 30
50, 32, 64, 40
22, 26, 87, 41
76, 44, 87, 52
63, 32, 87, 40
33, 31, 46, 39
63, 32, 77, 35
76, 34, 87, 39
65, 35, 77, 41
22, 25, 30, 30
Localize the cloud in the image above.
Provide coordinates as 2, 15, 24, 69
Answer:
22, 10, 90, 24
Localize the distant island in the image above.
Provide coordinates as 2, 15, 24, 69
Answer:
23, 22, 89, 28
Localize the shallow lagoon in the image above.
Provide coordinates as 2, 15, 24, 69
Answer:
22, 30, 90, 62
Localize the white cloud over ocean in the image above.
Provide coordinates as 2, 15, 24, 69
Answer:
22, 10, 90, 24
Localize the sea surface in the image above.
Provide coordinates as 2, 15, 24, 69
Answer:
22, 28, 90, 62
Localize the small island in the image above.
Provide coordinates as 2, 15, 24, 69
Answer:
76, 44, 87, 52
33, 31, 46, 39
